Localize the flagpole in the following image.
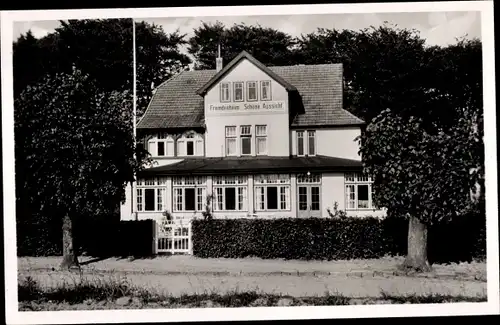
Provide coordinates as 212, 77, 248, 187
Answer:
132, 18, 138, 220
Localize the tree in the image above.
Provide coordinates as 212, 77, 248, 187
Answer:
13, 19, 189, 259
188, 21, 298, 69
358, 38, 483, 272
295, 24, 428, 122
13, 19, 191, 116
14, 69, 148, 268
13, 31, 46, 98
135, 21, 191, 114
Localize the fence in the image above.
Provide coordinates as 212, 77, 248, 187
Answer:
155, 219, 193, 255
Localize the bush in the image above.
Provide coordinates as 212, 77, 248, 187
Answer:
16, 214, 63, 256
192, 212, 485, 263
76, 219, 155, 258
17, 216, 155, 258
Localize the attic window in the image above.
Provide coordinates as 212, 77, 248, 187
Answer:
260, 81, 271, 101
233, 82, 244, 102
246, 81, 257, 101
220, 82, 230, 102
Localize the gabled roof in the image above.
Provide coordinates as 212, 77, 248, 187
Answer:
137, 52, 365, 130
138, 155, 363, 176
196, 51, 297, 95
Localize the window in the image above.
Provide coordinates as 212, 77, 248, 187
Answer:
254, 174, 291, 211
172, 176, 207, 212
225, 126, 237, 156
297, 131, 305, 156
297, 130, 316, 156
220, 82, 230, 102
147, 133, 174, 157
308, 131, 316, 156
255, 125, 267, 155
213, 176, 248, 211
233, 82, 244, 102
240, 125, 252, 155
177, 132, 204, 157
345, 173, 374, 210
246, 81, 257, 101
187, 141, 194, 156
260, 80, 271, 101
136, 177, 168, 212
297, 173, 321, 184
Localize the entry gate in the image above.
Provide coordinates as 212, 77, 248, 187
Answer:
156, 220, 192, 254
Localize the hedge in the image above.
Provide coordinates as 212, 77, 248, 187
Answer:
17, 212, 486, 263
192, 212, 486, 263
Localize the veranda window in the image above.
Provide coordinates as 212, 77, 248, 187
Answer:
345, 173, 373, 210
136, 177, 168, 212
213, 176, 248, 211
172, 176, 207, 212
254, 174, 291, 211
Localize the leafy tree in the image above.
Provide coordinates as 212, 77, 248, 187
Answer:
13, 31, 46, 98
423, 38, 483, 131
135, 21, 191, 114
188, 21, 297, 69
13, 19, 191, 116
13, 19, 189, 259
358, 38, 483, 271
14, 69, 149, 268
295, 24, 428, 122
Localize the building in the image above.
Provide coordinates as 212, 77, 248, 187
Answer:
120, 50, 386, 223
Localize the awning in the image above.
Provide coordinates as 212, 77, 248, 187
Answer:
138, 155, 363, 177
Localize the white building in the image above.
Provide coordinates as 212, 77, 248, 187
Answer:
120, 51, 386, 223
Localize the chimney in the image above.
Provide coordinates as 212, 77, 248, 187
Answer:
216, 43, 223, 72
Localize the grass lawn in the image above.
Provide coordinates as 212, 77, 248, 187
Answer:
17, 255, 487, 310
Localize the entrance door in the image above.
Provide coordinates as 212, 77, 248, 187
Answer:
297, 185, 321, 218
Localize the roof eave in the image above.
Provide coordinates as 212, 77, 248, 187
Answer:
138, 165, 362, 177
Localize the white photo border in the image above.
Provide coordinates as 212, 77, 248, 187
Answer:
2, 1, 498, 324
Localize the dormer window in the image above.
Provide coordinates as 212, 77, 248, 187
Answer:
186, 135, 195, 156
220, 82, 230, 102
177, 132, 204, 157
246, 81, 257, 101
148, 133, 174, 157
233, 82, 244, 102
297, 130, 316, 156
260, 80, 271, 101
307, 131, 316, 155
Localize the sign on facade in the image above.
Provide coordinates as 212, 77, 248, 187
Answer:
207, 101, 286, 115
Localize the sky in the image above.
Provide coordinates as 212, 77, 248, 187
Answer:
13, 11, 481, 46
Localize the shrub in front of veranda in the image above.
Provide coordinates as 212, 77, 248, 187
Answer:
191, 217, 394, 260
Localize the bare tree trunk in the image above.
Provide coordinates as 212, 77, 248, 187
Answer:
401, 215, 432, 272
60, 214, 80, 270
